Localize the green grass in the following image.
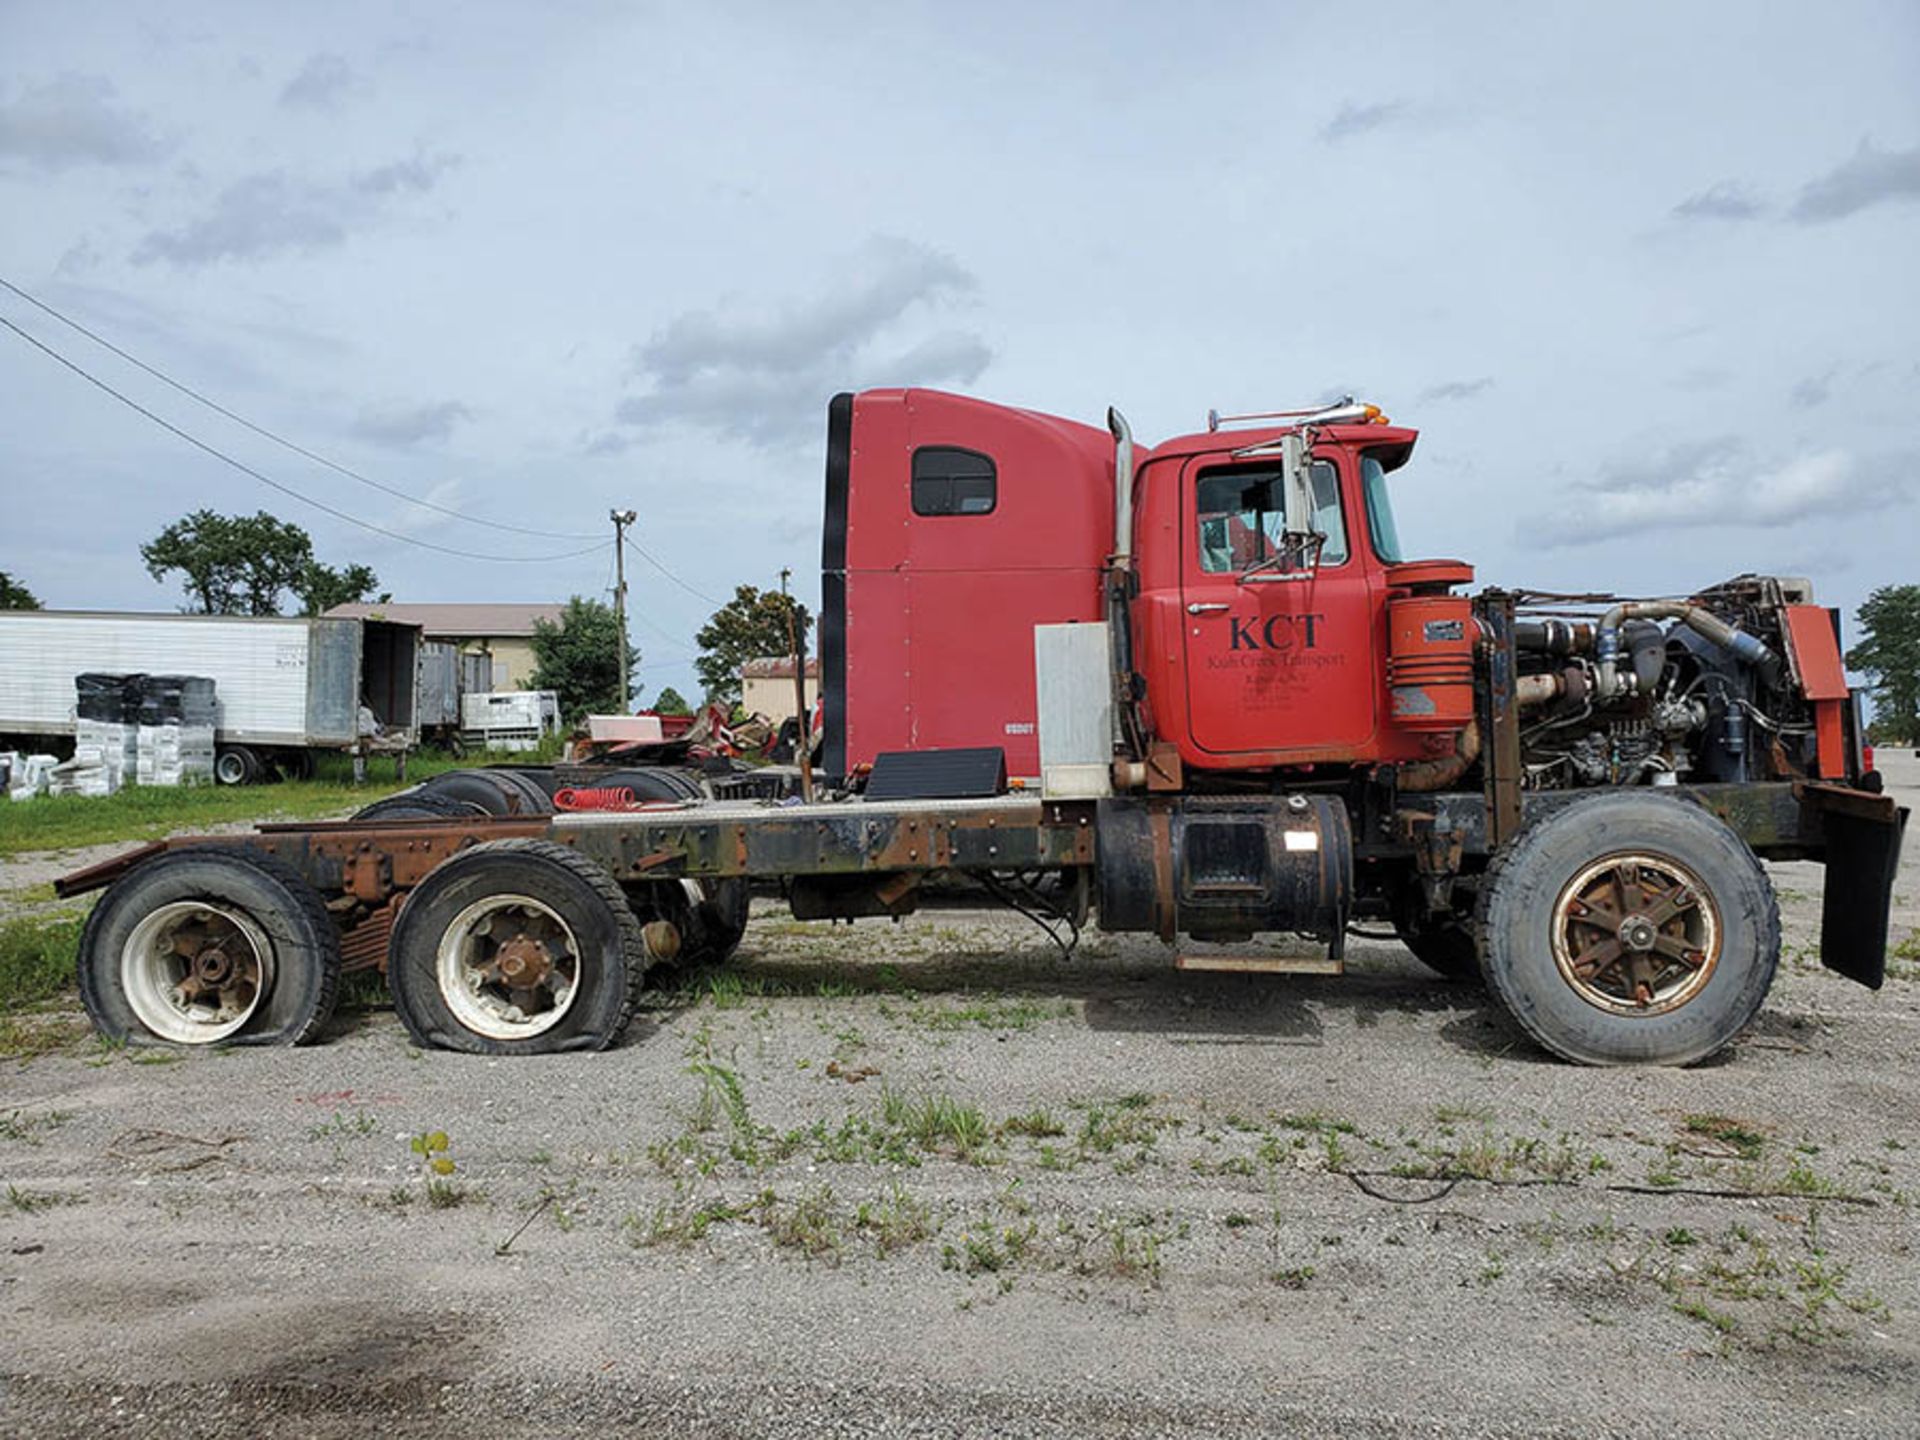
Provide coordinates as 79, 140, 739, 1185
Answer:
0, 746, 543, 858
0, 911, 85, 1014
1889, 929, 1920, 982
882, 1089, 992, 1161
1684, 1114, 1768, 1161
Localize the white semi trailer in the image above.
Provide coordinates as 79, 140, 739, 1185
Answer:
0, 611, 424, 783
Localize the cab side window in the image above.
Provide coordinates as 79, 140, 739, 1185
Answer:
1195, 461, 1347, 572
912, 447, 997, 516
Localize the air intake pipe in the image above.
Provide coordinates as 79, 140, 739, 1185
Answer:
1593, 602, 1779, 700
1105, 407, 1144, 761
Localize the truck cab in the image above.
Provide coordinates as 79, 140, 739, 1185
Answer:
822, 389, 1463, 784
1128, 416, 1458, 776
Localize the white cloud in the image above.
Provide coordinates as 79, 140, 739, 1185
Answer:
1419, 376, 1494, 403
610, 237, 991, 448
351, 400, 473, 447
1671, 181, 1765, 221
1791, 140, 1920, 222
0, 75, 164, 169
382, 478, 467, 536
279, 54, 361, 111
1320, 100, 1408, 143
134, 172, 347, 265
1521, 439, 1907, 547
133, 153, 460, 266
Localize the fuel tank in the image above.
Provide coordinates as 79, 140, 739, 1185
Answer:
1094, 795, 1353, 943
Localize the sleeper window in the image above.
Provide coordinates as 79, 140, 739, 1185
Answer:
911, 447, 997, 516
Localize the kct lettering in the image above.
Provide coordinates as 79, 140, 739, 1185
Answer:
1228, 614, 1325, 651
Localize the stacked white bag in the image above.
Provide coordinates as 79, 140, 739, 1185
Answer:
136, 725, 217, 785
49, 749, 114, 797
135, 674, 217, 787
59, 672, 219, 792
5, 752, 59, 801
74, 718, 137, 789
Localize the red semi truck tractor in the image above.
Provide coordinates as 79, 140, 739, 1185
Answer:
61, 391, 1906, 1067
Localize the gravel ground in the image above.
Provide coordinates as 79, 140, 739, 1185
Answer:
2, 757, 1916, 1438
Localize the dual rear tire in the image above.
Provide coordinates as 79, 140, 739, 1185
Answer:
79, 842, 670, 1055
78, 849, 340, 1046
385, 839, 657, 1055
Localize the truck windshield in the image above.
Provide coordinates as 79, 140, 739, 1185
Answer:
1362, 454, 1404, 563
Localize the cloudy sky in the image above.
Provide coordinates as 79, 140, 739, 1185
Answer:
2, 1, 1916, 703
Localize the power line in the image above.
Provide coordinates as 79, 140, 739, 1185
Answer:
629, 603, 699, 654
0, 273, 601, 542
622, 534, 725, 608
1, 314, 610, 565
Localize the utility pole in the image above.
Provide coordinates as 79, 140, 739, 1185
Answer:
611, 508, 636, 712
780, 567, 814, 801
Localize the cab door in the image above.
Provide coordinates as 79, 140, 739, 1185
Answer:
1178, 453, 1378, 758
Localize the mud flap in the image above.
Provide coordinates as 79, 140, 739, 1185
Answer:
1815, 795, 1908, 989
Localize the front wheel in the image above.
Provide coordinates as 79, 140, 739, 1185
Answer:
387, 839, 656, 1054
1476, 792, 1779, 1066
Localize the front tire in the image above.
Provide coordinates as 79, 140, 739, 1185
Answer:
387, 839, 652, 1054
77, 849, 341, 1047
1477, 792, 1779, 1066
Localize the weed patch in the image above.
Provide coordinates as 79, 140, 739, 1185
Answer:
0, 911, 85, 1014
1682, 1114, 1767, 1161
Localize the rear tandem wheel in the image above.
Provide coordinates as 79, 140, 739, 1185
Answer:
386, 839, 659, 1054
76, 848, 341, 1046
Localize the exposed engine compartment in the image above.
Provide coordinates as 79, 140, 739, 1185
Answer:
1511, 574, 1829, 792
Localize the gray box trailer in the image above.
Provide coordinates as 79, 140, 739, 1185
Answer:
0, 611, 423, 783
416, 641, 464, 739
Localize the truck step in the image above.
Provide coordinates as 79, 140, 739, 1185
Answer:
1174, 953, 1344, 975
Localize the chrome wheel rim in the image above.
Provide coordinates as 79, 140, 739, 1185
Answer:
121, 901, 273, 1043
435, 894, 581, 1039
1550, 851, 1721, 1016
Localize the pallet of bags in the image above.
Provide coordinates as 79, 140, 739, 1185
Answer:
132, 674, 218, 786
49, 750, 115, 797
139, 674, 218, 728
73, 672, 142, 791
74, 717, 137, 789
136, 724, 216, 786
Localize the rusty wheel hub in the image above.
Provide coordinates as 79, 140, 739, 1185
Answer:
436, 895, 582, 1040
191, 944, 237, 989
494, 934, 554, 989
1551, 852, 1720, 1016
